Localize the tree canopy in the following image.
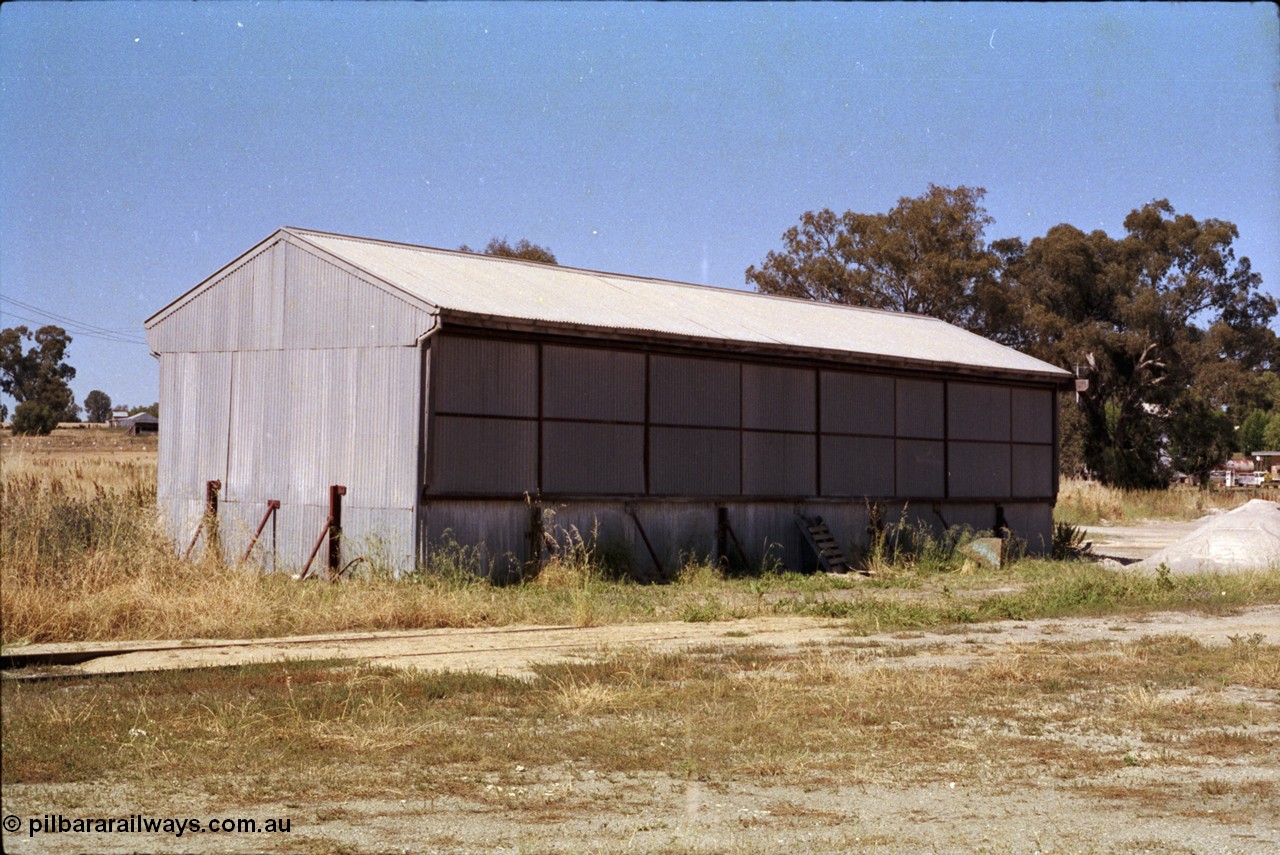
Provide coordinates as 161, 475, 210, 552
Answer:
748, 189, 1279, 487
84, 390, 112, 424
460, 237, 558, 265
745, 185, 1000, 327
0, 325, 77, 435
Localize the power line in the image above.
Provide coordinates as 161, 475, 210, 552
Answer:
0, 296, 148, 346
0, 295, 146, 337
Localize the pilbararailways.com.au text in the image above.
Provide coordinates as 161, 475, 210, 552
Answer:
4, 813, 292, 839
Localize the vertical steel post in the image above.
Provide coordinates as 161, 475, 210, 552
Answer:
328, 485, 347, 579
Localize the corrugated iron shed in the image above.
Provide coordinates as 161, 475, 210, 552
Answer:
147, 228, 1071, 384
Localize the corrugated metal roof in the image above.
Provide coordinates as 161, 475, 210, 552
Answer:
174, 227, 1073, 381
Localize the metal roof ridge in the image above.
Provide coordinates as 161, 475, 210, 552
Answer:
280, 226, 953, 326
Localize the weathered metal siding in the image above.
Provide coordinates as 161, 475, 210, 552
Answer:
419, 497, 1056, 579
542, 346, 645, 422
211, 345, 420, 569
948, 383, 1011, 442
742, 432, 816, 495
543, 423, 645, 494
433, 335, 537, 417
1011, 388, 1053, 444
821, 435, 895, 496
150, 242, 430, 572
1012, 444, 1054, 497
650, 355, 739, 427
896, 439, 945, 497
431, 416, 538, 494
146, 237, 436, 354
947, 442, 1012, 498
896, 379, 944, 438
742, 364, 815, 431
820, 371, 894, 435
650, 427, 740, 495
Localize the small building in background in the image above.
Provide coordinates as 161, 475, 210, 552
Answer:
1251, 452, 1280, 482
145, 228, 1073, 575
121, 412, 159, 435
109, 407, 131, 427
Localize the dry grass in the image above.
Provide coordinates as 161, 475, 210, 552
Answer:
1055, 477, 1279, 526
4, 432, 1280, 646
3, 636, 1277, 821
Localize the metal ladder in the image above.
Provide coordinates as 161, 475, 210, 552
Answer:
796, 514, 860, 574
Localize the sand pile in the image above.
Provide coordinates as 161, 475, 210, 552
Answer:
1136, 499, 1280, 574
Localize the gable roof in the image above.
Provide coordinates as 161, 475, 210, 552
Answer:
150, 227, 1072, 384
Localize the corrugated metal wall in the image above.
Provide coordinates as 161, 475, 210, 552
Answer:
151, 237, 426, 571
425, 333, 1058, 505
148, 238, 436, 353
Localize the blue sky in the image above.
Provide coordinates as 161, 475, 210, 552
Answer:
1, 2, 1276, 411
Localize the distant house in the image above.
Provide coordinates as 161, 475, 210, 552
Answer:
109, 407, 131, 427
121, 413, 159, 435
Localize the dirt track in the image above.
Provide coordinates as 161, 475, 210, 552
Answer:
8, 605, 1280, 681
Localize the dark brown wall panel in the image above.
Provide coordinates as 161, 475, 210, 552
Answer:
650, 355, 740, 427
948, 383, 1011, 441
1012, 443, 1054, 497
895, 439, 945, 497
743, 431, 816, 495
821, 371, 894, 435
895, 379, 944, 439
542, 345, 645, 422
542, 422, 645, 494
947, 442, 1012, 498
821, 435, 895, 496
1012, 388, 1054, 444
431, 416, 537, 493
742, 364, 815, 432
433, 336, 538, 417
650, 427, 740, 495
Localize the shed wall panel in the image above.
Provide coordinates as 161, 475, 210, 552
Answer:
149, 240, 435, 353
1012, 444, 1054, 497
649, 427, 740, 496
896, 379, 944, 439
948, 383, 1011, 441
742, 365, 815, 431
430, 416, 538, 494
896, 439, 945, 497
821, 372, 895, 435
432, 335, 537, 417
543, 422, 645, 494
947, 442, 1012, 498
1012, 388, 1054, 444
742, 432, 816, 495
542, 345, 645, 422
649, 355, 740, 427
160, 352, 232, 500
821, 436, 895, 496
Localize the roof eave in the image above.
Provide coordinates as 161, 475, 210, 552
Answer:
438, 309, 1075, 388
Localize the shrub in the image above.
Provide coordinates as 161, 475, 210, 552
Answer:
11, 401, 59, 436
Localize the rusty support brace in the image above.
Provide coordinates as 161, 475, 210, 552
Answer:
717, 507, 748, 569
328, 485, 346, 580
240, 499, 281, 564
299, 516, 333, 581
183, 480, 222, 560
626, 505, 664, 580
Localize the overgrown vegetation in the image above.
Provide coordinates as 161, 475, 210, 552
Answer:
1054, 477, 1278, 526
4, 435, 1279, 647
